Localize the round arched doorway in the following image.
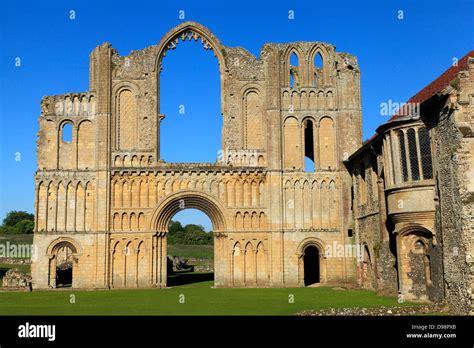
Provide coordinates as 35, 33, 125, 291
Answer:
297, 238, 326, 286
150, 190, 228, 287
46, 238, 80, 288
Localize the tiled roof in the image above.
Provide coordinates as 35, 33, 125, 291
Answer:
386, 50, 474, 122
358, 50, 474, 149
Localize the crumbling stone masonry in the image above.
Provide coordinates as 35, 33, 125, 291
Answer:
32, 22, 361, 290
346, 51, 474, 314
31, 22, 474, 315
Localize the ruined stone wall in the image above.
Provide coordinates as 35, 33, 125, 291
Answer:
38, 93, 97, 171
351, 149, 398, 294
111, 44, 158, 153
33, 21, 362, 290
346, 55, 474, 310
432, 104, 470, 312
455, 58, 474, 314
430, 59, 474, 313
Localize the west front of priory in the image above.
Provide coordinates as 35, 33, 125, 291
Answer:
32, 22, 474, 314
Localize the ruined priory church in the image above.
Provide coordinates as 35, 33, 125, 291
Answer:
32, 22, 474, 314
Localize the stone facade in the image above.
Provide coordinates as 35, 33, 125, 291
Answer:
32, 22, 360, 290
347, 51, 474, 314
31, 21, 473, 315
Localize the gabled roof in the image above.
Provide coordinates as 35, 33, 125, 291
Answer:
387, 50, 474, 122
349, 50, 473, 161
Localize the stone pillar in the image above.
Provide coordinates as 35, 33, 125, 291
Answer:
158, 233, 167, 287
49, 256, 56, 288
89, 43, 114, 289
213, 232, 228, 287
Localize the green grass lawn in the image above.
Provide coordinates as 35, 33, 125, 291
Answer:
168, 244, 213, 260
0, 274, 415, 316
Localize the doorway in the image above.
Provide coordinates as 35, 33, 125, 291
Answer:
304, 245, 320, 286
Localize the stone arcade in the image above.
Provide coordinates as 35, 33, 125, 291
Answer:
31, 22, 474, 314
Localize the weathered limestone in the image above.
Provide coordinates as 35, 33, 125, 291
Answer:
31, 22, 474, 316
32, 21, 361, 290
31, 23, 474, 315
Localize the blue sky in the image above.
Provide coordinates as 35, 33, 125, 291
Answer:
1, 0, 473, 231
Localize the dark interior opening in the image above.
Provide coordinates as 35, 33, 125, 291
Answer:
304, 120, 315, 172
304, 245, 320, 286
56, 262, 72, 288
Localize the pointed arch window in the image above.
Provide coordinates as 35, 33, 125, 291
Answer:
314, 52, 323, 68
289, 52, 299, 88
313, 52, 323, 86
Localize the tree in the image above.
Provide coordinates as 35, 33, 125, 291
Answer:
168, 220, 184, 234
3, 211, 34, 227
168, 220, 185, 245
167, 220, 213, 245
13, 220, 35, 234
184, 224, 206, 234
0, 211, 35, 234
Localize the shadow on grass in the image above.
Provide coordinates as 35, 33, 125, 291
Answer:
167, 272, 214, 287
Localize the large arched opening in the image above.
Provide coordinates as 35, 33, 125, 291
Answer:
155, 22, 227, 163
167, 209, 214, 286
150, 190, 228, 287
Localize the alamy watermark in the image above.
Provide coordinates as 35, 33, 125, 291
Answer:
324, 242, 365, 261
18, 322, 55, 341
0, 242, 37, 261
380, 99, 420, 118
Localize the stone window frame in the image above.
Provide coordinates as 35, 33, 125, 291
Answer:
418, 127, 433, 180
60, 122, 73, 143
288, 49, 301, 89
282, 114, 336, 171
388, 124, 434, 185
307, 44, 331, 88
